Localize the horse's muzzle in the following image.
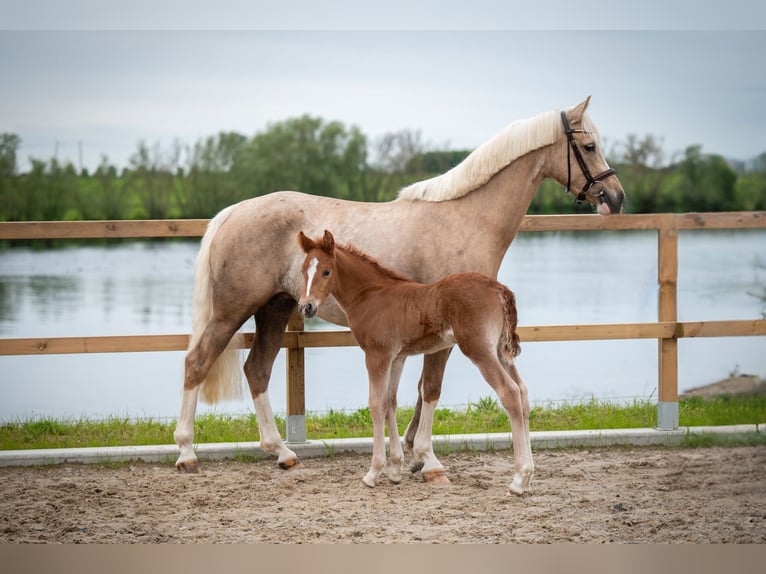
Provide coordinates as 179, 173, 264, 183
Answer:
597, 188, 625, 215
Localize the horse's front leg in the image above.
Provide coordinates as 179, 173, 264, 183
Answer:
363, 351, 393, 487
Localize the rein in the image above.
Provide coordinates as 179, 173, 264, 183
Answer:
560, 111, 616, 203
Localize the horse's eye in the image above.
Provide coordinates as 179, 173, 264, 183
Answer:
322, 270, 331, 278
584, 143, 596, 152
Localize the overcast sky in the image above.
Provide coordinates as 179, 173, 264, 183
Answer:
1, 2, 765, 172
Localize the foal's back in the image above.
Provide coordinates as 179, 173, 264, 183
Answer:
349, 269, 519, 361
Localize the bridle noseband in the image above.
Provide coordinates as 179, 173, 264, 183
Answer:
560, 111, 616, 203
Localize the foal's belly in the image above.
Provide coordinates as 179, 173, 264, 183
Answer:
399, 329, 456, 356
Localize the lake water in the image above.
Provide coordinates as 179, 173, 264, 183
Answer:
1, 230, 764, 422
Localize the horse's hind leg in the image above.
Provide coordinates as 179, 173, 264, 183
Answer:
245, 294, 300, 469
404, 347, 451, 468
409, 349, 452, 484
174, 317, 243, 473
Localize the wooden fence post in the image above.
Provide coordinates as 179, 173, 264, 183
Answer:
657, 217, 679, 430
285, 309, 307, 443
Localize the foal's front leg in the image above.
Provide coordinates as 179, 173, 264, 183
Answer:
384, 356, 407, 484
363, 350, 394, 487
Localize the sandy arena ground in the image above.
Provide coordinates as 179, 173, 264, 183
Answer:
1, 444, 764, 543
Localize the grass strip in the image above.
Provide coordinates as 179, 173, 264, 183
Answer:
1, 395, 764, 451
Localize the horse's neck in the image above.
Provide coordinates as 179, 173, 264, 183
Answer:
460, 148, 549, 250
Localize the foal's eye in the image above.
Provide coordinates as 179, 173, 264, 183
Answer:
584, 142, 596, 152
322, 270, 331, 278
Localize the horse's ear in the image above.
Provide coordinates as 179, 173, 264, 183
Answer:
297, 231, 314, 253
322, 230, 335, 254
569, 96, 592, 123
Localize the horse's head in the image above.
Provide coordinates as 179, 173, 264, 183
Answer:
558, 96, 625, 215
297, 229, 337, 319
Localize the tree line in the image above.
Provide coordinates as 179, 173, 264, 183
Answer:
1, 115, 765, 222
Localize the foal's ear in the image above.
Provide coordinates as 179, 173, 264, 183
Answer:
297, 230, 314, 253
322, 230, 335, 254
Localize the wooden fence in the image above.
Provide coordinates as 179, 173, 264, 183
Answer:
1, 211, 765, 439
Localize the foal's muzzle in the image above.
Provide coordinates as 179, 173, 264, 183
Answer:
299, 301, 317, 319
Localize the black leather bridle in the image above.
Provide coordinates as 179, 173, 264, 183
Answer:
560, 111, 616, 203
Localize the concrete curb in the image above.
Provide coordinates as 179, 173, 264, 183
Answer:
0, 424, 761, 467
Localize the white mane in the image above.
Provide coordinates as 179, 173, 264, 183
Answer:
398, 109, 590, 202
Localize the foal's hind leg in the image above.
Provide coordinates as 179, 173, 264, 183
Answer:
469, 351, 534, 495
245, 294, 301, 469
506, 362, 533, 484
174, 317, 242, 473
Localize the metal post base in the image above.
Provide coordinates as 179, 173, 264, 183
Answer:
657, 401, 679, 431
286, 414, 307, 444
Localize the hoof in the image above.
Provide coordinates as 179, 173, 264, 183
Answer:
362, 475, 376, 488
387, 470, 402, 484
422, 469, 450, 485
278, 458, 304, 470
410, 460, 425, 474
508, 485, 524, 497
176, 460, 200, 474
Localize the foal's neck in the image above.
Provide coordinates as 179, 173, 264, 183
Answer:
333, 246, 407, 304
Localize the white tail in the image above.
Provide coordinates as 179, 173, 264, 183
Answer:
189, 204, 245, 404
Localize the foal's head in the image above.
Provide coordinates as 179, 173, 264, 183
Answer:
297, 230, 337, 319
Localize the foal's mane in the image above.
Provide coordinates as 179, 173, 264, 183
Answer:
398, 109, 598, 203
337, 243, 411, 283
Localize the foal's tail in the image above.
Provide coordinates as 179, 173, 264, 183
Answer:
498, 285, 521, 366
190, 204, 245, 404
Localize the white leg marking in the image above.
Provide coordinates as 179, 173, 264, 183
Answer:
414, 399, 444, 475
174, 386, 200, 467
253, 392, 298, 465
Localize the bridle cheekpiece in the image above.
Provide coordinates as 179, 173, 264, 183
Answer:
560, 111, 616, 204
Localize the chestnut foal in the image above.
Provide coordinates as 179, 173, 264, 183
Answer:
298, 230, 533, 495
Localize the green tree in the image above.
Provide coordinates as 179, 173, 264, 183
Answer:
0, 133, 21, 220
609, 134, 669, 213
179, 132, 247, 217
676, 145, 738, 211
365, 129, 426, 201
729, 152, 766, 212
15, 158, 79, 220
231, 116, 368, 200
89, 156, 128, 219
125, 141, 180, 219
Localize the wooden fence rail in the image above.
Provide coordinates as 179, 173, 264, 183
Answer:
1, 211, 765, 438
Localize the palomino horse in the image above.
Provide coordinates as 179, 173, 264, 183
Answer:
297, 230, 532, 494
173, 96, 624, 475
